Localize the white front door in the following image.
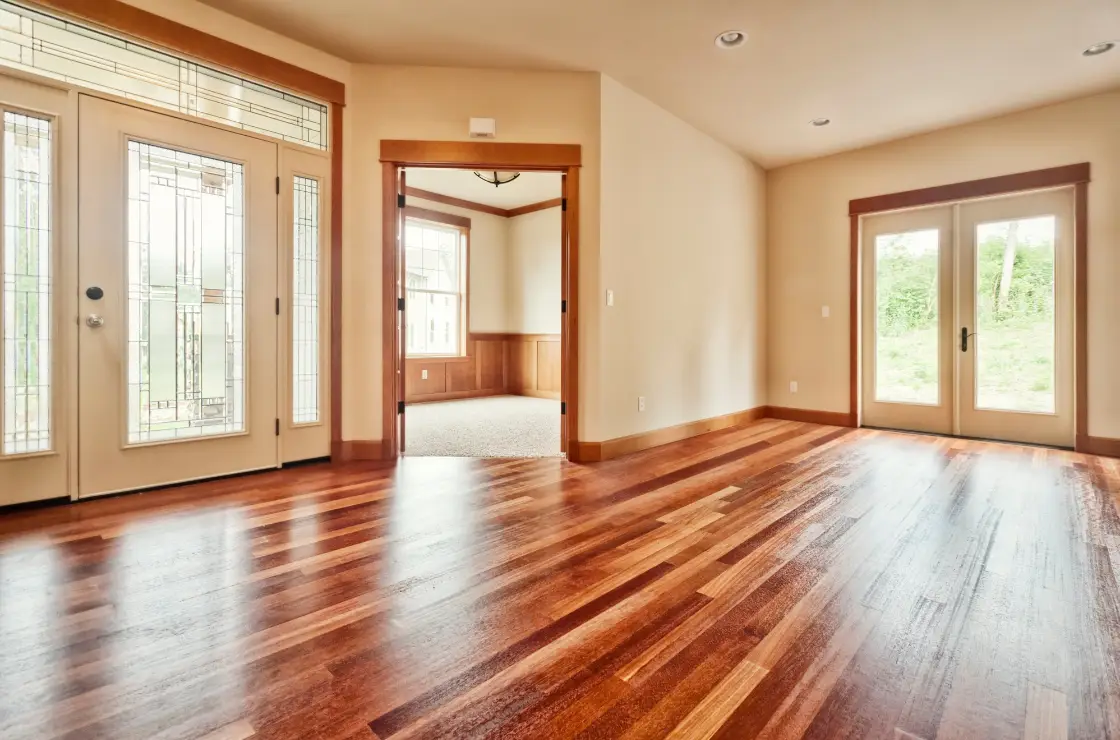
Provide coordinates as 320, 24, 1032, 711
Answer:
77, 95, 279, 498
0, 75, 68, 506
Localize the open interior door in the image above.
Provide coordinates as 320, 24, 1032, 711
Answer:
397, 170, 407, 453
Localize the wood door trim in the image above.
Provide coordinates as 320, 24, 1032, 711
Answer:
329, 103, 344, 448
381, 141, 581, 169
381, 141, 582, 460
30, 0, 346, 105
405, 186, 508, 218
507, 198, 563, 218
849, 163, 1090, 216
848, 163, 1091, 448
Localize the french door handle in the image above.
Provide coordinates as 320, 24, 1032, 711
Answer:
961, 327, 977, 352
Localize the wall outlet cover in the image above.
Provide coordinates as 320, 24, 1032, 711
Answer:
790, 381, 798, 393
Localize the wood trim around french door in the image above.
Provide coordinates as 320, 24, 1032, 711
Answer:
848, 163, 1099, 452
379, 141, 583, 461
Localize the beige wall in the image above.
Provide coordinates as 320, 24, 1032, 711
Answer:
507, 207, 562, 335
598, 76, 767, 441
408, 196, 509, 333
345, 65, 602, 441
767, 89, 1120, 439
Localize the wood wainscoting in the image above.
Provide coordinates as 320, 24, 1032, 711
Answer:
405, 333, 561, 404
503, 333, 561, 399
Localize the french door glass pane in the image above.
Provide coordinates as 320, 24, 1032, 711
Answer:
874, 229, 939, 405
974, 217, 1056, 413
292, 176, 319, 424
127, 141, 244, 443
2, 112, 51, 455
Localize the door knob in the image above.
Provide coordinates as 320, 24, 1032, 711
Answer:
86, 314, 105, 328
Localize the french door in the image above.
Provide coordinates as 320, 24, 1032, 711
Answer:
77, 95, 279, 497
862, 187, 1075, 447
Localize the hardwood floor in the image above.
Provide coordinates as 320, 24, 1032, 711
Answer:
1, 419, 1118, 739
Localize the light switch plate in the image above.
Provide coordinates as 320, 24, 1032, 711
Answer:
606, 289, 614, 307
790, 381, 798, 393
822, 305, 830, 318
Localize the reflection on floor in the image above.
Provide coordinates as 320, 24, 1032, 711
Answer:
405, 394, 561, 457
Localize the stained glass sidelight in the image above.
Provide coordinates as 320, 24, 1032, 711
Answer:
127, 141, 244, 444
1, 111, 51, 455
292, 176, 320, 425
0, 1, 327, 149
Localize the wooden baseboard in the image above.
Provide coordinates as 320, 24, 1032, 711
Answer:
331, 440, 386, 462
765, 406, 856, 428
575, 406, 768, 463
406, 389, 508, 405
512, 389, 561, 400
1076, 434, 1120, 458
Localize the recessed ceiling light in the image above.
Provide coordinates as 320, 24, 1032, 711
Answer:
1083, 41, 1115, 56
810, 118, 831, 127
714, 30, 747, 49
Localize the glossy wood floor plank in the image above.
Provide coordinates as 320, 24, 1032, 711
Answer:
1, 421, 1119, 739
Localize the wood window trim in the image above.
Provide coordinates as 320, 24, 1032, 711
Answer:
403, 207, 471, 361
848, 163, 1094, 451
381, 141, 582, 461
29, 0, 346, 105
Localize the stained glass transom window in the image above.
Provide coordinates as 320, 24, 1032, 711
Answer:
292, 176, 320, 425
127, 141, 245, 444
0, 1, 327, 149
2, 111, 51, 455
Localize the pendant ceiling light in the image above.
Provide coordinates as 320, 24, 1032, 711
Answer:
474, 170, 520, 187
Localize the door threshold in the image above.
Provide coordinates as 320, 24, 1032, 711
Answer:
862, 426, 1073, 451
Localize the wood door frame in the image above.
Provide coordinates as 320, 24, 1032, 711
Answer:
380, 140, 581, 460
849, 163, 1092, 450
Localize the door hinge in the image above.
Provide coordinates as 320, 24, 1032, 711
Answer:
398, 401, 405, 415
562, 198, 568, 212
397, 193, 406, 208
275, 418, 280, 436
275, 297, 280, 316
275, 176, 280, 195
561, 299, 567, 313
398, 297, 405, 311
561, 402, 567, 415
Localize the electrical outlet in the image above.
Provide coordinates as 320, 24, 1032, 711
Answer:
790, 381, 798, 393
638, 396, 646, 412
606, 289, 614, 307
822, 305, 830, 318
421, 369, 428, 380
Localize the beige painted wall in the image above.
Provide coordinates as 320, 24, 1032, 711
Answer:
507, 207, 562, 335
345, 65, 602, 441
408, 196, 509, 333
767, 89, 1120, 439
598, 76, 767, 441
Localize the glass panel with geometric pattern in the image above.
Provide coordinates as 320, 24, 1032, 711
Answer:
0, 1, 327, 149
292, 175, 319, 425
2, 111, 51, 455
127, 140, 245, 444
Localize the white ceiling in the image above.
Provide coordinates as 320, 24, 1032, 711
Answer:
201, 0, 1120, 167
406, 168, 561, 209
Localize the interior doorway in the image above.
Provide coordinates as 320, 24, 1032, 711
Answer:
861, 186, 1075, 447
399, 167, 563, 457
379, 140, 582, 461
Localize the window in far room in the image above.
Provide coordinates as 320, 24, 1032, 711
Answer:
404, 216, 468, 357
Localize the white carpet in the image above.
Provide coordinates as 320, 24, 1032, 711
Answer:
405, 395, 562, 458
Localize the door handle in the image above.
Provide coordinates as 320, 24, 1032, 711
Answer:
961, 327, 977, 352
86, 314, 105, 328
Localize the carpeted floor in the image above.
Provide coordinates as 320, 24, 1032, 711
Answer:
405, 395, 562, 457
